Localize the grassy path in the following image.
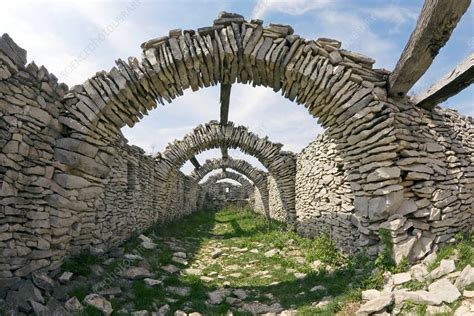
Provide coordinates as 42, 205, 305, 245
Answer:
61, 208, 473, 315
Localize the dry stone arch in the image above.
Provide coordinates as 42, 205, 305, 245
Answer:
190, 157, 270, 216
191, 157, 267, 184
202, 170, 253, 198
53, 13, 400, 251
53, 13, 397, 249
203, 170, 253, 191
59, 12, 387, 140
157, 120, 296, 222
201, 171, 253, 210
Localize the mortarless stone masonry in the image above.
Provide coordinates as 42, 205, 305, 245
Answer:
0, 11, 473, 294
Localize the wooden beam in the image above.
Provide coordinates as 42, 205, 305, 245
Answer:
220, 80, 231, 161
220, 83, 232, 124
413, 54, 474, 109
388, 0, 471, 97
221, 147, 229, 160
190, 156, 201, 169
221, 148, 228, 173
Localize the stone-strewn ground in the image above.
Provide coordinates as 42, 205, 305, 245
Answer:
2, 208, 472, 315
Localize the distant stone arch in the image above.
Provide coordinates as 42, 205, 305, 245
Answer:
202, 170, 253, 194
190, 157, 270, 215
158, 121, 296, 222
191, 157, 267, 184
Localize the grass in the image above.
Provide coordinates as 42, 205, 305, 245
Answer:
52, 207, 474, 315
61, 252, 101, 276
428, 232, 474, 271
106, 207, 380, 314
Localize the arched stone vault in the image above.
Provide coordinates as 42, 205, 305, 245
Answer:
59, 13, 387, 143
157, 120, 296, 223
51, 13, 443, 260
54, 13, 396, 241
191, 157, 266, 184
190, 157, 270, 216
202, 170, 253, 193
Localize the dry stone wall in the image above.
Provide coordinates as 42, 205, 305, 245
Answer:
267, 175, 287, 222
0, 34, 71, 281
386, 103, 474, 263
99, 141, 202, 252
250, 186, 266, 216
0, 32, 203, 284
296, 134, 357, 253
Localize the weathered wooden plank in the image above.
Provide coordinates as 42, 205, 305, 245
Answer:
413, 53, 474, 109
190, 156, 201, 169
220, 83, 232, 124
388, 0, 471, 97
221, 147, 229, 160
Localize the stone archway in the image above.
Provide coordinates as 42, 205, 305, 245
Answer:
203, 170, 254, 192
52, 14, 403, 260
157, 121, 296, 223
190, 157, 270, 217
59, 13, 386, 139
201, 171, 254, 209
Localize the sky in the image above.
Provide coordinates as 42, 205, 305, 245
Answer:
2, 0, 472, 174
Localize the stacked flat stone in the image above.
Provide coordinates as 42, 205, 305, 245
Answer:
296, 134, 358, 253
100, 142, 202, 253
0, 34, 71, 285
387, 102, 474, 262
266, 175, 288, 222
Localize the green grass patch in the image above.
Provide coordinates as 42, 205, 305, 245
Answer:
428, 232, 474, 271
61, 252, 100, 276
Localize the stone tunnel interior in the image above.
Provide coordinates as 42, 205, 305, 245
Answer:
0, 6, 473, 315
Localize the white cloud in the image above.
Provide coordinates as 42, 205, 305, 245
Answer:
362, 4, 418, 32
252, 0, 332, 19
314, 9, 397, 68
0, 0, 149, 86
122, 86, 220, 154
230, 84, 322, 152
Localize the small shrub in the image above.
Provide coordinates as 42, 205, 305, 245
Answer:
404, 280, 426, 291
392, 256, 409, 273
61, 252, 100, 276
374, 229, 396, 271
306, 233, 343, 266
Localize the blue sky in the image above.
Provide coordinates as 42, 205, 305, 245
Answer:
2, 0, 472, 174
